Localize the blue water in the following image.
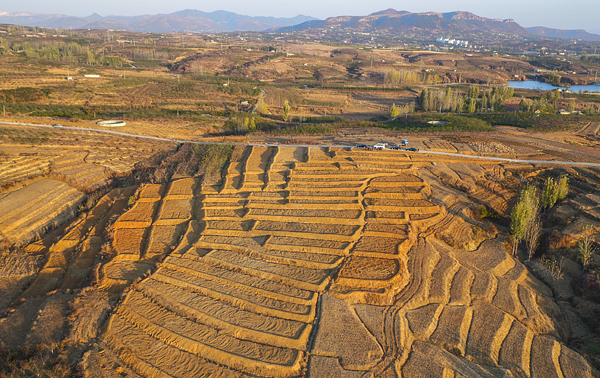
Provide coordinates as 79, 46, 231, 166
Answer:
508, 80, 600, 93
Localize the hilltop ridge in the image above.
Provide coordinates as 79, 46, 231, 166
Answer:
0, 9, 316, 33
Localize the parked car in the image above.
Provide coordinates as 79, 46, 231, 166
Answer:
52, 124, 64, 128
405, 147, 419, 152
355, 144, 368, 148
373, 142, 388, 149
391, 146, 402, 150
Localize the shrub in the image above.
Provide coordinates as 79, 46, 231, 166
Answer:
538, 256, 564, 280
256, 97, 268, 115
578, 225, 597, 268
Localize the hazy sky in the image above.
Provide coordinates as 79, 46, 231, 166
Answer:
2, 0, 599, 32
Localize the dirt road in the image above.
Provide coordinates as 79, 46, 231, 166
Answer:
3, 121, 600, 167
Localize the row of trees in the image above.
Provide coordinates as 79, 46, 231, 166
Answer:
226, 116, 257, 134
0, 39, 125, 67
510, 176, 569, 258
390, 103, 415, 118
510, 175, 598, 269
384, 69, 443, 86
385, 70, 426, 85
421, 86, 515, 113
420, 88, 465, 112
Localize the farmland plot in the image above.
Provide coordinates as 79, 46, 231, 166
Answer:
0, 179, 84, 247
98, 146, 595, 378
103, 146, 443, 376
112, 179, 198, 262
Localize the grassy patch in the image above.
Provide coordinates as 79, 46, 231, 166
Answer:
465, 113, 600, 131
269, 124, 336, 135
382, 114, 494, 132
301, 99, 343, 107
193, 144, 234, 184
0, 87, 49, 103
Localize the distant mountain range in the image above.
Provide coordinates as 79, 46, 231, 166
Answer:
0, 9, 316, 33
274, 9, 600, 42
275, 9, 528, 35
0, 8, 599, 42
527, 26, 600, 42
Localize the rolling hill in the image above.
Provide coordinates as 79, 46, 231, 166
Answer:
274, 9, 530, 36
527, 26, 600, 41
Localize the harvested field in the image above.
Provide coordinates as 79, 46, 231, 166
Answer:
0, 178, 84, 247
0, 152, 55, 186
113, 228, 147, 261
100, 145, 448, 376
156, 199, 193, 223
145, 223, 187, 260
117, 202, 159, 226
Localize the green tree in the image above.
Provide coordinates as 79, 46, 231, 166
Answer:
519, 97, 528, 111
420, 88, 430, 110
283, 100, 291, 122
510, 184, 538, 255
552, 89, 560, 103
568, 100, 576, 112
548, 73, 562, 85
542, 177, 559, 210
467, 98, 476, 113
481, 91, 488, 112
390, 103, 400, 118
469, 85, 480, 99
256, 97, 268, 115
557, 175, 569, 201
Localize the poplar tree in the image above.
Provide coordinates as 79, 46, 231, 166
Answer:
557, 175, 569, 201
542, 177, 559, 210
390, 103, 400, 118
510, 184, 538, 256
283, 100, 291, 122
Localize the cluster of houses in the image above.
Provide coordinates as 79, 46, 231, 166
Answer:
436, 37, 472, 48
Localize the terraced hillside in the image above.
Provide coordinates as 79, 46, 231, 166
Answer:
0, 179, 85, 247
0, 125, 175, 248
94, 146, 596, 378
